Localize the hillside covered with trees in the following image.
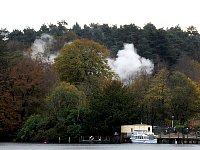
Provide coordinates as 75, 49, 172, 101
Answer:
1, 21, 200, 142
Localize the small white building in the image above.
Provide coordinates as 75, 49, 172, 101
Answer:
121, 124, 153, 138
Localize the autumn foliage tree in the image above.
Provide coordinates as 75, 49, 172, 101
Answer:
9, 57, 56, 122
0, 79, 20, 140
0, 56, 56, 139
53, 39, 113, 85
144, 69, 171, 126
53, 39, 114, 97
0, 29, 21, 140
168, 72, 200, 123
127, 70, 152, 125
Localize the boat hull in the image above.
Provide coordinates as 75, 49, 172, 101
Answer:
131, 139, 157, 144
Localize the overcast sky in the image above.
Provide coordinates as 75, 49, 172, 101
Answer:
1, 0, 200, 31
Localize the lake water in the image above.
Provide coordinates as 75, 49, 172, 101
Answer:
1, 143, 200, 150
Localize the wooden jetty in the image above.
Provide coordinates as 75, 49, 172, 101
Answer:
158, 137, 200, 144
157, 132, 200, 144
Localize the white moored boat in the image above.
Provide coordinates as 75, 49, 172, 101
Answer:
121, 124, 157, 144
130, 130, 157, 144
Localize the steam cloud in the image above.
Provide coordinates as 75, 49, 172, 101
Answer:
108, 44, 154, 81
30, 34, 58, 63
30, 38, 153, 81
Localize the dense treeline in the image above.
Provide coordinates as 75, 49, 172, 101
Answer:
1, 21, 200, 142
5, 22, 200, 67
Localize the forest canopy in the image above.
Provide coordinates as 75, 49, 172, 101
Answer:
1, 21, 200, 142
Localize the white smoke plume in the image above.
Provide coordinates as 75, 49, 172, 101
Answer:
30, 34, 58, 63
108, 44, 154, 82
